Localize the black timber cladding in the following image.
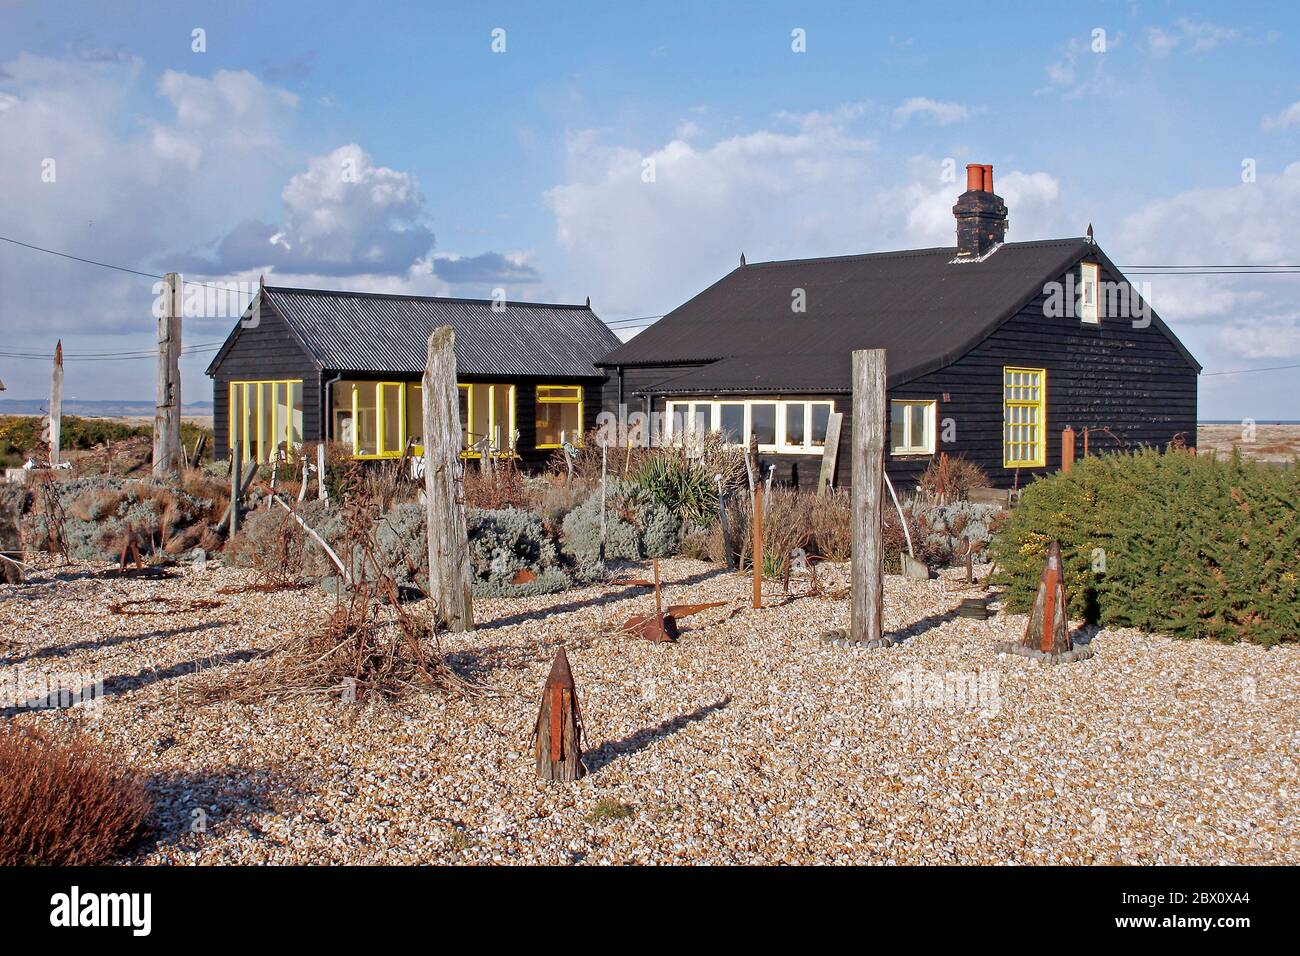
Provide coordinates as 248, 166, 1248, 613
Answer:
207, 286, 617, 462
605, 241, 1199, 491
207, 296, 321, 460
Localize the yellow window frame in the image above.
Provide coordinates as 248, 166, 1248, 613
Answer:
228, 379, 303, 464
349, 380, 410, 460
459, 383, 517, 458
1003, 366, 1046, 468
535, 385, 583, 449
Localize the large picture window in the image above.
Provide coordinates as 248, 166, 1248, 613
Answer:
890, 400, 936, 455
331, 380, 515, 459
228, 379, 303, 463
664, 398, 835, 454
1003, 367, 1046, 467
536, 385, 583, 448
461, 383, 517, 456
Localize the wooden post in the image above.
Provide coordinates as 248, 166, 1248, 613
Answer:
752, 482, 764, 608
1061, 426, 1076, 473
229, 441, 242, 537
49, 340, 63, 467
599, 437, 607, 561
816, 410, 843, 494
316, 443, 328, 501
153, 272, 183, 479
422, 326, 474, 633
1023, 540, 1070, 654
715, 474, 735, 571
1083, 426, 1089, 458
850, 349, 886, 646
533, 646, 585, 782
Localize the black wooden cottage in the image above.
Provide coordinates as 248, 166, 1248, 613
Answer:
597, 164, 1200, 490
207, 286, 620, 467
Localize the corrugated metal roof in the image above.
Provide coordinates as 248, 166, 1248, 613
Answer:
600, 239, 1198, 390
264, 287, 622, 378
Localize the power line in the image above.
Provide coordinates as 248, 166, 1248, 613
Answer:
0, 234, 257, 297
1202, 362, 1300, 377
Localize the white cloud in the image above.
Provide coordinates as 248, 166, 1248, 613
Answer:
1115, 163, 1300, 348
1261, 101, 1300, 131
892, 97, 976, 126
545, 119, 878, 315
1147, 19, 1241, 57
1213, 316, 1300, 360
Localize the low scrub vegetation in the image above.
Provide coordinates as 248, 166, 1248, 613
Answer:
0, 724, 151, 865
991, 449, 1299, 646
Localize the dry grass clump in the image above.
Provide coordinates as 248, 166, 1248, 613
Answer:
716, 487, 814, 578
203, 484, 478, 703
809, 489, 852, 560
917, 452, 990, 503
224, 508, 307, 590
0, 723, 152, 865
462, 457, 527, 510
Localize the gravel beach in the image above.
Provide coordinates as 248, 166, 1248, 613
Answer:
2, 556, 1295, 865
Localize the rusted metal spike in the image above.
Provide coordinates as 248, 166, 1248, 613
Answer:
665, 601, 727, 619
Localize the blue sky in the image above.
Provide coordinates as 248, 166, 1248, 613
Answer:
1, 0, 1298, 418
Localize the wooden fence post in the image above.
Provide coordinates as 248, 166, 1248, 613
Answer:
49, 340, 63, 467
422, 326, 475, 633
317, 443, 328, 501
153, 272, 183, 479
816, 410, 843, 494
752, 482, 764, 609
229, 441, 242, 537
1061, 426, 1075, 473
850, 348, 886, 646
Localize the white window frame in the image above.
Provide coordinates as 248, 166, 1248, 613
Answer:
890, 399, 937, 456
1080, 261, 1100, 325
664, 398, 836, 455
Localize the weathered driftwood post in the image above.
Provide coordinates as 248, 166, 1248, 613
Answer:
48, 340, 63, 467
752, 482, 764, 609
816, 410, 843, 494
1025, 540, 1069, 654
850, 348, 886, 646
995, 540, 1092, 662
715, 474, 735, 571
422, 326, 474, 632
599, 436, 607, 561
229, 441, 242, 536
316, 443, 328, 501
533, 646, 585, 782
153, 272, 183, 479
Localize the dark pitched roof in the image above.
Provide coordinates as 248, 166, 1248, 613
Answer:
599, 238, 1198, 391
211, 286, 621, 378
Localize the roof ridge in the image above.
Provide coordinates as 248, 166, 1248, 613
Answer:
746, 236, 1087, 269
265, 285, 593, 310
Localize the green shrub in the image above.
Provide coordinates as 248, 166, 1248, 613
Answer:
990, 449, 1299, 646
467, 507, 573, 596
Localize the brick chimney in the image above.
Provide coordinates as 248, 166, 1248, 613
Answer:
953, 163, 1008, 258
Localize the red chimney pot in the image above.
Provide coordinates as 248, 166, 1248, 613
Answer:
982, 164, 994, 192
965, 164, 984, 192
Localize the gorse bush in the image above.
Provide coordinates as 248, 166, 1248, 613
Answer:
0, 724, 151, 865
990, 449, 1299, 646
